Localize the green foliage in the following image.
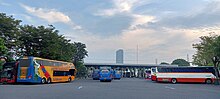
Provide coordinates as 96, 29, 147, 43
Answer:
18, 25, 73, 61
0, 13, 21, 50
75, 61, 87, 78
0, 38, 7, 55
72, 42, 88, 63
192, 33, 220, 66
0, 61, 4, 71
171, 59, 190, 66
160, 62, 169, 65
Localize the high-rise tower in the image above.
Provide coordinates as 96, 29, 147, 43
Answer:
116, 49, 124, 64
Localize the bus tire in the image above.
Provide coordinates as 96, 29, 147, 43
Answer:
41, 78, 46, 84
47, 78, 51, 84
171, 78, 177, 84
68, 77, 72, 82
205, 79, 212, 84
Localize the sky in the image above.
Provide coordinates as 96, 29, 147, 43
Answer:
1, 0, 220, 64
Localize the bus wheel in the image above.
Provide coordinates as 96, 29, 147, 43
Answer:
68, 77, 72, 82
205, 79, 212, 84
171, 78, 177, 84
47, 78, 51, 84
41, 78, 46, 84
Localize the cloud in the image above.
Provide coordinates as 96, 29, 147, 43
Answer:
129, 14, 155, 30
94, 0, 149, 17
20, 4, 70, 23
150, 1, 220, 29
20, 4, 82, 30
0, 2, 11, 6
89, 0, 154, 36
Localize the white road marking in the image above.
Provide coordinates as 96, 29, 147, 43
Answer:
165, 86, 175, 90
77, 86, 83, 89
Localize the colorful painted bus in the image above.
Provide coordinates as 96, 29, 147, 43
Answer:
17, 56, 76, 84
0, 62, 18, 84
151, 67, 216, 84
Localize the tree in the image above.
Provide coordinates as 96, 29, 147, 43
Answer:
0, 13, 21, 51
75, 61, 87, 78
72, 42, 88, 78
0, 38, 7, 55
72, 42, 88, 63
160, 62, 169, 65
171, 59, 190, 66
18, 25, 76, 62
192, 33, 217, 66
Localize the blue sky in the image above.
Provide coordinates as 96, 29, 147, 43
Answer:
1, 0, 220, 64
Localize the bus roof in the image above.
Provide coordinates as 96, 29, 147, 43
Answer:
157, 66, 214, 68
20, 56, 73, 64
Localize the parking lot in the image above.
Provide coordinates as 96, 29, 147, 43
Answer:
0, 78, 220, 99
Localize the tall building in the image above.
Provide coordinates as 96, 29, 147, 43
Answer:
116, 49, 124, 64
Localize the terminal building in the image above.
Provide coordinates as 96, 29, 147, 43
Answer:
85, 49, 177, 78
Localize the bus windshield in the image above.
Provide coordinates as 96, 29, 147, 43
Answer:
101, 70, 109, 73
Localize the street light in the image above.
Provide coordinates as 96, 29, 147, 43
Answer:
212, 56, 220, 85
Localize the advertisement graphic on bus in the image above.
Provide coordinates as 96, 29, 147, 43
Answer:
17, 56, 76, 84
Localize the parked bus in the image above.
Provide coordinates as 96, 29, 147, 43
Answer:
17, 56, 76, 84
151, 67, 157, 81
151, 67, 216, 84
113, 70, 121, 80
0, 62, 18, 84
92, 69, 100, 80
99, 69, 112, 82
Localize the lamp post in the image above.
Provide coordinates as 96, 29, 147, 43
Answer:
212, 56, 220, 85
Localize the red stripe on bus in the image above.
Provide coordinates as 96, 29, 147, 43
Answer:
157, 78, 215, 83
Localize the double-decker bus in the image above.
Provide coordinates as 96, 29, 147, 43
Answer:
151, 67, 216, 84
17, 56, 76, 84
0, 62, 18, 84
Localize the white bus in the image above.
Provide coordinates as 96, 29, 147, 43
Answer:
151, 67, 216, 84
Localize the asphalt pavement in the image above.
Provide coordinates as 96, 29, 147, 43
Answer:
1, 78, 220, 99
